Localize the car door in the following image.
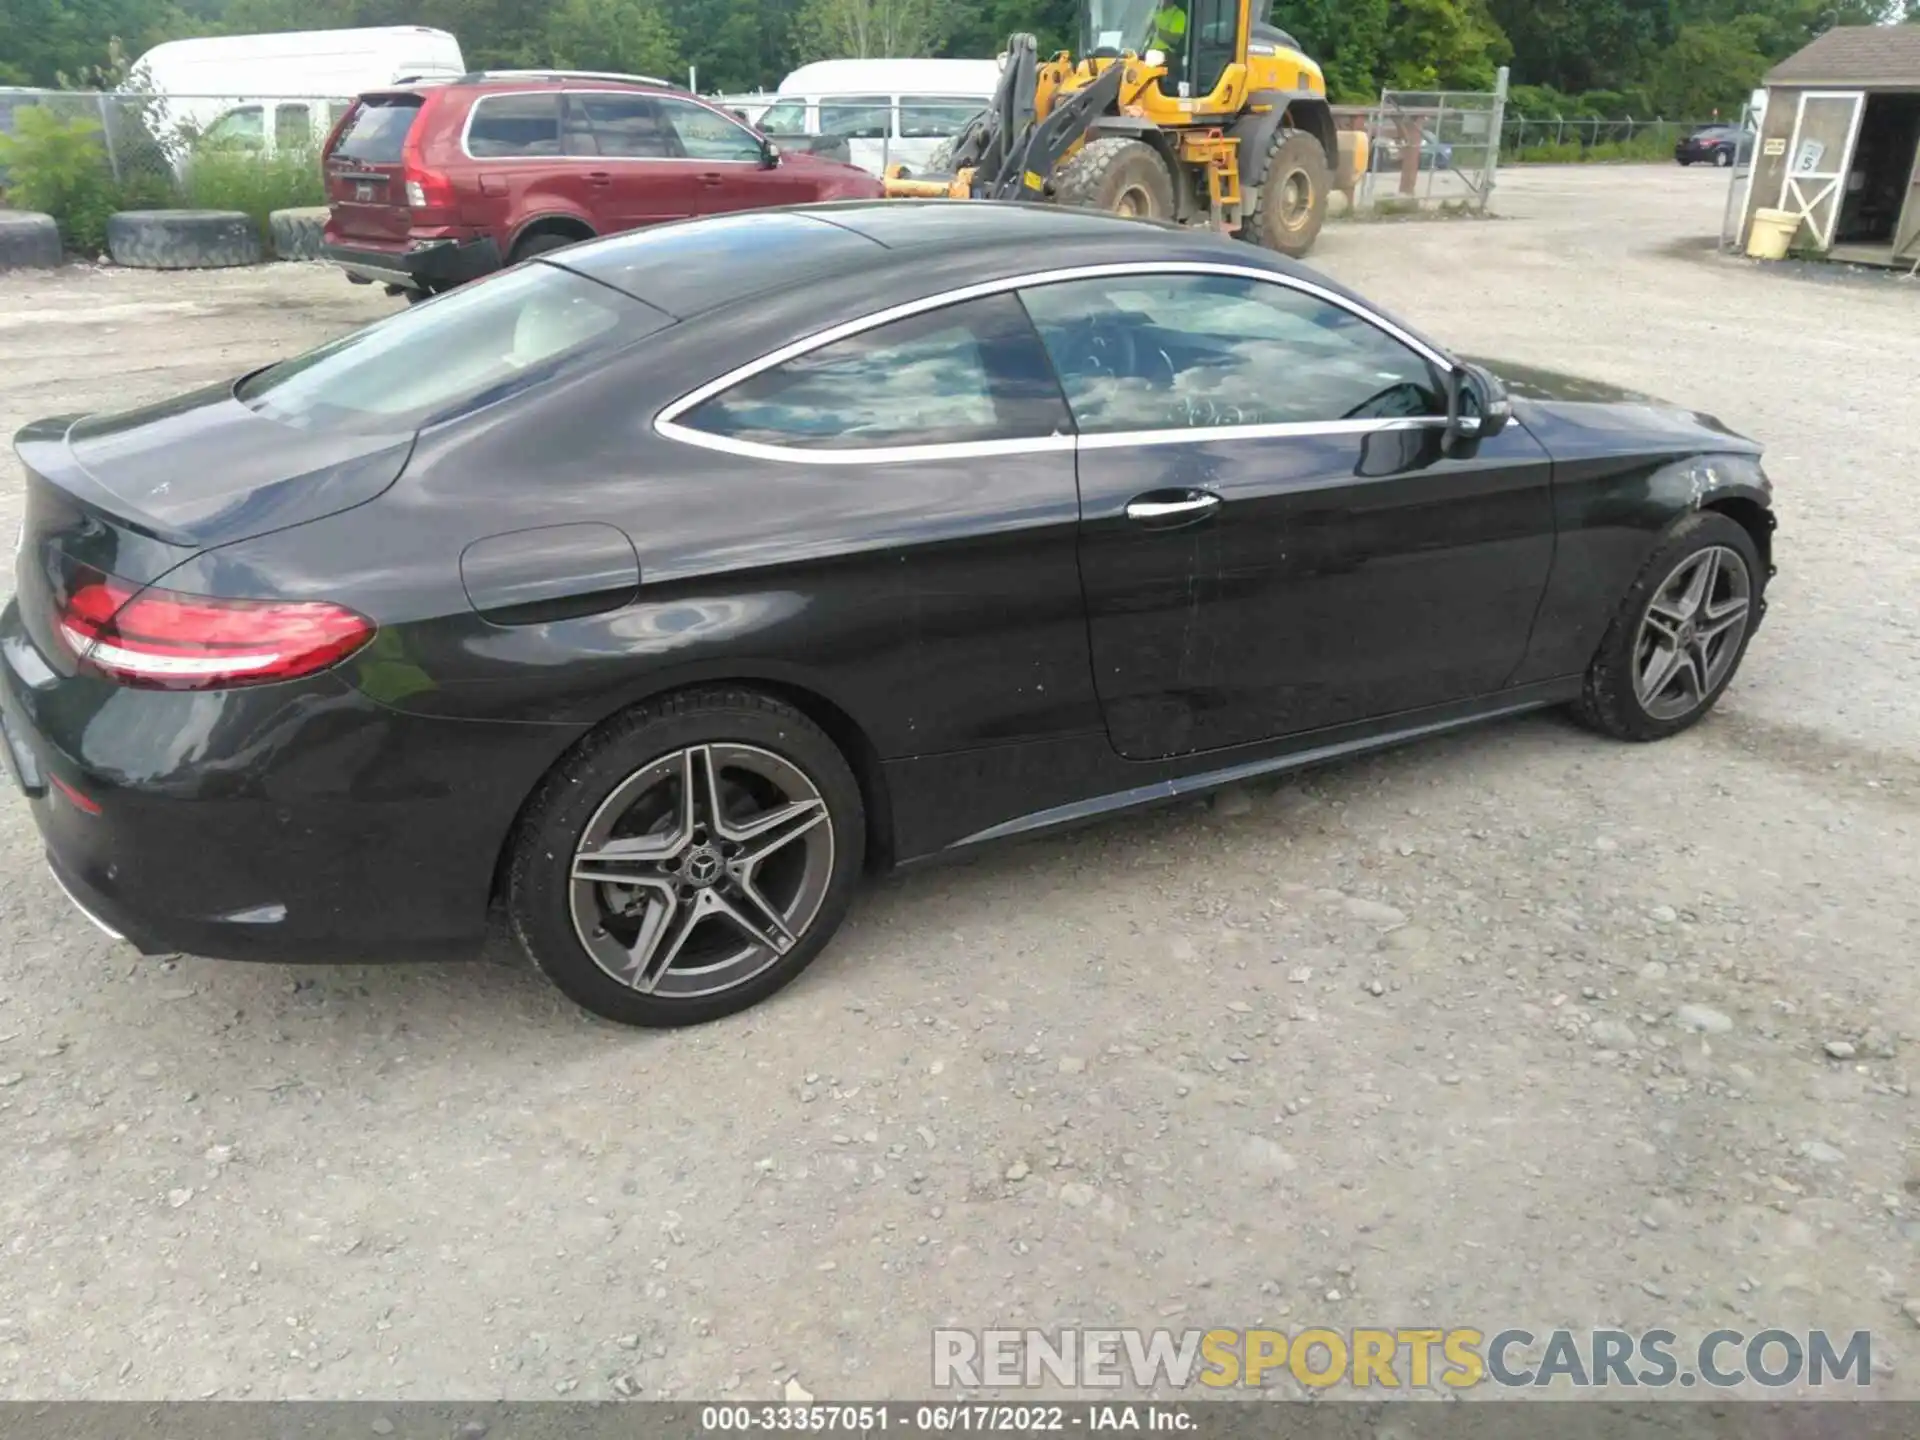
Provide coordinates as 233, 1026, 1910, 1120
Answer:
653, 95, 795, 212
1018, 267, 1556, 761
564, 91, 700, 228
465, 92, 602, 236
649, 291, 1093, 760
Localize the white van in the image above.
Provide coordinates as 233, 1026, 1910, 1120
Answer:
132, 26, 465, 158
758, 58, 1001, 175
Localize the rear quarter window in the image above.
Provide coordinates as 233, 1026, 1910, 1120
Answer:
333, 97, 423, 163
236, 263, 672, 435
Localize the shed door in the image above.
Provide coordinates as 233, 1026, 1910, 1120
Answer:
1895, 135, 1920, 262
1777, 91, 1866, 249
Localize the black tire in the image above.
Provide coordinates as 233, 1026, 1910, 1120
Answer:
510, 230, 583, 264
403, 288, 435, 305
267, 205, 328, 261
507, 688, 866, 1027
106, 209, 262, 269
1677, 158, 1693, 167
1246, 128, 1330, 258
1714, 147, 1733, 168
0, 210, 62, 269
1052, 137, 1175, 221
1570, 512, 1765, 743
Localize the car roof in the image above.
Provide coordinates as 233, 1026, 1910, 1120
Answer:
556, 201, 1347, 323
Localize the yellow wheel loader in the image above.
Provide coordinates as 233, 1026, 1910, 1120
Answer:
882, 0, 1339, 256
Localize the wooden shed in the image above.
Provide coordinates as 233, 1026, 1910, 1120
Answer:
1740, 24, 1920, 264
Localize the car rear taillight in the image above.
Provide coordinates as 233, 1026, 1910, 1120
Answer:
58, 570, 374, 691
402, 130, 455, 212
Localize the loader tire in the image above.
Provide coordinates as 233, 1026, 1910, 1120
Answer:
1052, 137, 1175, 222
1246, 128, 1330, 258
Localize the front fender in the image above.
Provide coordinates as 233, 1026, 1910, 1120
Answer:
1511, 451, 1776, 685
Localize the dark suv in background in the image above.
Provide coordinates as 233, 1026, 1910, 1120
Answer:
319, 70, 885, 299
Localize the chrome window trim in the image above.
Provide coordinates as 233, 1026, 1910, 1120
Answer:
459, 88, 762, 164
653, 260, 1458, 464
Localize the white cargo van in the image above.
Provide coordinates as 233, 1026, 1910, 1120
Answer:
757, 58, 1001, 175
132, 26, 465, 158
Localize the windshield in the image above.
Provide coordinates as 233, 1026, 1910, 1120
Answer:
236, 263, 669, 435
1084, 0, 1160, 53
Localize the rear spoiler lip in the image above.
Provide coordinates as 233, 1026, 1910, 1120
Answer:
13, 417, 197, 548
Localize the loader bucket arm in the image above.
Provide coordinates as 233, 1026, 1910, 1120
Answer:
974, 60, 1126, 201
948, 33, 1039, 181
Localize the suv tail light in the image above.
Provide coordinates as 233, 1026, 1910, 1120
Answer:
402, 130, 456, 213
59, 570, 374, 691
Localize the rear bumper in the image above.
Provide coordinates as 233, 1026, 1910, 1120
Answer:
321, 234, 502, 292
1, 598, 583, 966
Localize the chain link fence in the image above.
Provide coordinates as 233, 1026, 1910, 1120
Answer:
1329, 75, 1508, 216
1500, 114, 1723, 161
1, 89, 346, 190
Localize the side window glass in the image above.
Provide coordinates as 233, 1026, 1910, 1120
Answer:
679, 293, 1070, 451
1018, 272, 1444, 434
574, 94, 671, 159
467, 94, 563, 157
899, 98, 984, 138
758, 99, 809, 135
273, 103, 311, 151
657, 98, 761, 162
202, 106, 264, 150
818, 96, 891, 138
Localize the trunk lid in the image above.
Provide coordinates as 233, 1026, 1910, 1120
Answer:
11, 397, 412, 676
324, 92, 429, 243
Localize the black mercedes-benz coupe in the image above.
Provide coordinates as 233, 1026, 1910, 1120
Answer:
2, 202, 1775, 1026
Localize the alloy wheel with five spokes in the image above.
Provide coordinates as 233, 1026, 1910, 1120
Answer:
1632, 544, 1752, 722
570, 743, 835, 999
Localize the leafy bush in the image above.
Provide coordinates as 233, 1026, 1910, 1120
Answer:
0, 105, 121, 253
179, 145, 324, 240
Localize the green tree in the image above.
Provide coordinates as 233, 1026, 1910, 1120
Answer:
1645, 14, 1770, 116
1381, 0, 1511, 90
793, 0, 953, 61
543, 0, 680, 77
1273, 0, 1392, 102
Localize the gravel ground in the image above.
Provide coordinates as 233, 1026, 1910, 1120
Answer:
0, 167, 1916, 1402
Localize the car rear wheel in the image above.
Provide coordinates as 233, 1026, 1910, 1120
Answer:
1714, 148, 1733, 168
508, 689, 865, 1027
1571, 512, 1763, 742
510, 231, 580, 264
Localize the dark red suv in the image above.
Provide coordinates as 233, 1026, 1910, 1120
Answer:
319, 70, 886, 298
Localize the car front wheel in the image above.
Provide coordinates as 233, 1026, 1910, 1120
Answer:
508, 689, 865, 1026
1572, 512, 1763, 742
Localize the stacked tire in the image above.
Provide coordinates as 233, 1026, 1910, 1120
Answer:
0, 210, 62, 270
268, 206, 328, 261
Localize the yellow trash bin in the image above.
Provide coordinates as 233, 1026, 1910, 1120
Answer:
1746, 208, 1801, 260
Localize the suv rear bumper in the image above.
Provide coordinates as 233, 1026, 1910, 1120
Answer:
322, 235, 502, 292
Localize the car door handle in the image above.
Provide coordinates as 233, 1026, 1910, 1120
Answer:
1125, 491, 1221, 523
585, 171, 613, 187
696, 172, 725, 186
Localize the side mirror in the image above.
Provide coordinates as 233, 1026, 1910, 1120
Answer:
758, 138, 780, 169
1445, 362, 1511, 452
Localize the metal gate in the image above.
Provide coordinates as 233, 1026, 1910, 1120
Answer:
1777, 90, 1866, 249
